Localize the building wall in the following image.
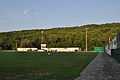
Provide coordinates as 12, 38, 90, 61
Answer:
17, 48, 38, 52
42, 48, 81, 52
105, 37, 117, 55
117, 33, 120, 48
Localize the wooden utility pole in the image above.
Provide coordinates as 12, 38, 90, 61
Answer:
16, 40, 17, 50
41, 31, 44, 44
108, 37, 111, 44
85, 28, 88, 52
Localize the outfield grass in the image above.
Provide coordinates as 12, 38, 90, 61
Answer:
0, 52, 97, 80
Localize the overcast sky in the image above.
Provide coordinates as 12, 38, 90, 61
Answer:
0, 0, 120, 32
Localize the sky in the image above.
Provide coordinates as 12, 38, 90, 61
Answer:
0, 0, 120, 32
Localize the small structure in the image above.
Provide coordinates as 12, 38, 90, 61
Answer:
41, 44, 47, 49
46, 48, 80, 52
94, 47, 104, 53
17, 48, 38, 52
17, 44, 81, 52
38, 49, 44, 52
40, 44, 81, 52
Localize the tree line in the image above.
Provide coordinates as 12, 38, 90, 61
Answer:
0, 23, 120, 51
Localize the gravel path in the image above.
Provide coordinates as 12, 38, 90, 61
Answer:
75, 53, 120, 80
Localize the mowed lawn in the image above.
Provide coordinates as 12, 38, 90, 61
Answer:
0, 52, 97, 80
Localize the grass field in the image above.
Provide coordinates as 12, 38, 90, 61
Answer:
0, 52, 97, 80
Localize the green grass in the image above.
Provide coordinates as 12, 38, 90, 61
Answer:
0, 52, 97, 80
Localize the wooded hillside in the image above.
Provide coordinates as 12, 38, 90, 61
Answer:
0, 23, 120, 50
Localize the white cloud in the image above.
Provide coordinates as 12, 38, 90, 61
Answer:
23, 9, 30, 15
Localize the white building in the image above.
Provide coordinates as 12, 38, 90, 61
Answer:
38, 49, 44, 52
105, 36, 117, 55
41, 44, 47, 49
17, 48, 38, 52
46, 47, 81, 52
41, 44, 81, 52
17, 44, 81, 52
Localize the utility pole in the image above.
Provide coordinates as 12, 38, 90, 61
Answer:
16, 40, 17, 50
41, 31, 44, 44
108, 37, 111, 44
85, 28, 88, 52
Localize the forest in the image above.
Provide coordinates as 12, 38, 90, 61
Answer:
0, 23, 120, 51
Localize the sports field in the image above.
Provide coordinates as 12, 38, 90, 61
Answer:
0, 52, 97, 80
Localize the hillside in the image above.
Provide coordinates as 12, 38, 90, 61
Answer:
0, 23, 120, 50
